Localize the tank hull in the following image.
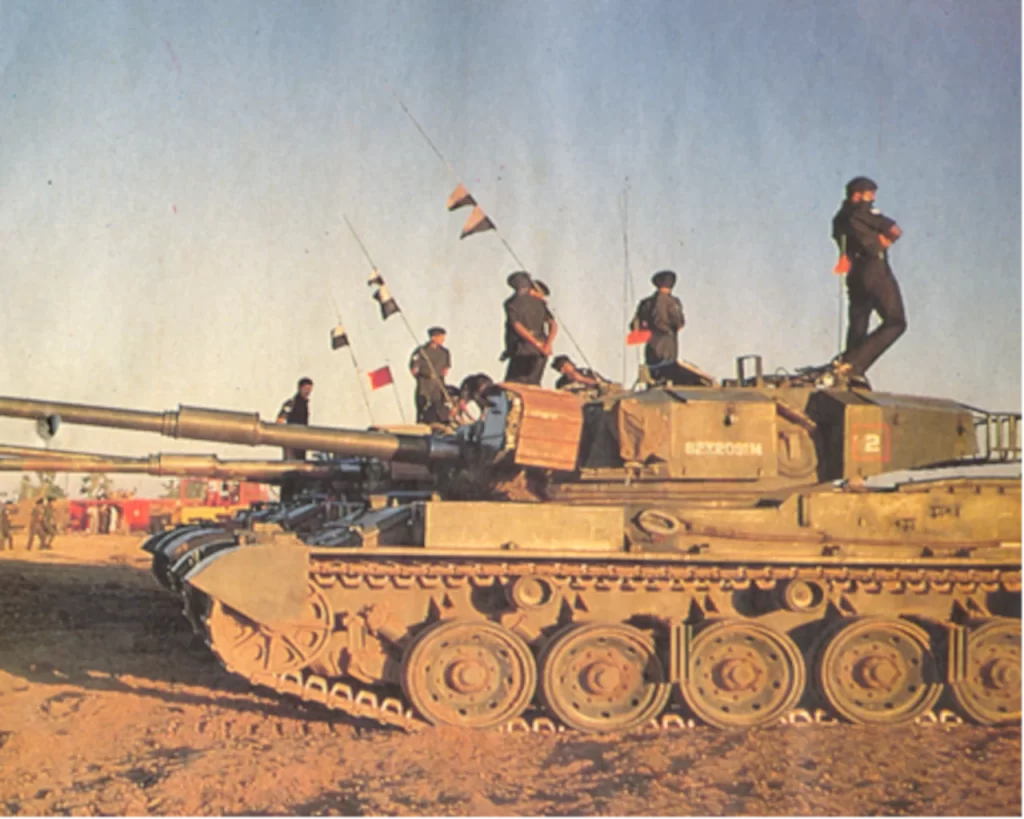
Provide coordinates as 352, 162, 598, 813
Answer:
168, 475, 1021, 732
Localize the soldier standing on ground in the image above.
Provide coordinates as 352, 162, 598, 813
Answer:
831, 176, 905, 388
276, 377, 314, 461
0, 501, 13, 550
25, 498, 43, 551
39, 498, 56, 550
409, 327, 452, 424
502, 272, 557, 386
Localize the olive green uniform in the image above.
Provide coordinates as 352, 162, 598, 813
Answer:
0, 505, 13, 550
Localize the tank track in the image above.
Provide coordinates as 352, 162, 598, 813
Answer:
196, 557, 1021, 733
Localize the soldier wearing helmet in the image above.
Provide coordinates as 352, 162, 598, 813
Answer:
831, 176, 905, 387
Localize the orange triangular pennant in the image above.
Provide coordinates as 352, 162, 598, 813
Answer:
460, 206, 495, 239
833, 255, 850, 275
446, 183, 476, 211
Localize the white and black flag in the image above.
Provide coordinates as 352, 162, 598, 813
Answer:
330, 323, 350, 350
367, 270, 400, 320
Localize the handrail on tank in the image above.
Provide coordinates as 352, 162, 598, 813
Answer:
0, 396, 463, 464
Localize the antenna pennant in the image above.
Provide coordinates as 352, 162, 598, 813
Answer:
372, 284, 401, 320
330, 324, 350, 350
446, 183, 476, 211
460, 206, 495, 239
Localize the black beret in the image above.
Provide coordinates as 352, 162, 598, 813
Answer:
551, 355, 571, 371
427, 326, 446, 337
507, 271, 533, 289
845, 176, 878, 198
651, 270, 677, 288
532, 279, 550, 296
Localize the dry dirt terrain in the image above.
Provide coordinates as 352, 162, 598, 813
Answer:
0, 534, 1020, 816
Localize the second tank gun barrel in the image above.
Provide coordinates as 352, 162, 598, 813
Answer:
0, 397, 463, 463
0, 444, 342, 482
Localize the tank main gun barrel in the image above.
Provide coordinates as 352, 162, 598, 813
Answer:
0, 397, 463, 463
0, 444, 341, 483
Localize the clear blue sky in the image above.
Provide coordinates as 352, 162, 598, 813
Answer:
0, 0, 1019, 496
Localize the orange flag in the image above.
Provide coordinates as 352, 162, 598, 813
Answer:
833, 255, 850, 275
460, 206, 495, 239
626, 329, 651, 346
446, 183, 476, 211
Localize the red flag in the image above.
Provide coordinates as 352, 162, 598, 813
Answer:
446, 183, 476, 211
460, 206, 495, 239
368, 366, 394, 390
626, 329, 651, 346
833, 255, 850, 275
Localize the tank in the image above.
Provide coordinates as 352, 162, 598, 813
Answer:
0, 355, 1019, 733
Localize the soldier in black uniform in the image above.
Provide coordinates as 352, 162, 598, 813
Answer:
551, 355, 610, 397
832, 177, 905, 386
276, 377, 314, 461
630, 270, 701, 385
409, 327, 452, 424
502, 272, 557, 385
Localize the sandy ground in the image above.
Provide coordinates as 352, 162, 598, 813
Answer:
0, 534, 1020, 817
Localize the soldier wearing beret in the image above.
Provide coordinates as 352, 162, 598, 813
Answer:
831, 176, 905, 387
409, 326, 452, 424
631, 270, 700, 385
502, 272, 557, 385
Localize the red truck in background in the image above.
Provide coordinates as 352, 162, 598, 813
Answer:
67, 479, 271, 534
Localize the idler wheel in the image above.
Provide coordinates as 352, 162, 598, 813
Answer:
402, 620, 536, 729
205, 583, 332, 676
817, 617, 940, 724
951, 619, 1021, 725
538, 622, 669, 733
681, 620, 805, 728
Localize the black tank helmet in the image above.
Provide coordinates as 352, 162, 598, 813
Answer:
845, 176, 878, 199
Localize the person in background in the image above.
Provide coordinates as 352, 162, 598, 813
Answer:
276, 377, 314, 460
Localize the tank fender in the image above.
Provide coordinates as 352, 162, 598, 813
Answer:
184, 542, 310, 625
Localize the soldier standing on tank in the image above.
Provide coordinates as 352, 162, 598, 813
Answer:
0, 501, 14, 550
276, 377, 314, 461
409, 327, 452, 424
502, 272, 557, 386
25, 498, 43, 551
831, 177, 905, 388
631, 270, 692, 384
